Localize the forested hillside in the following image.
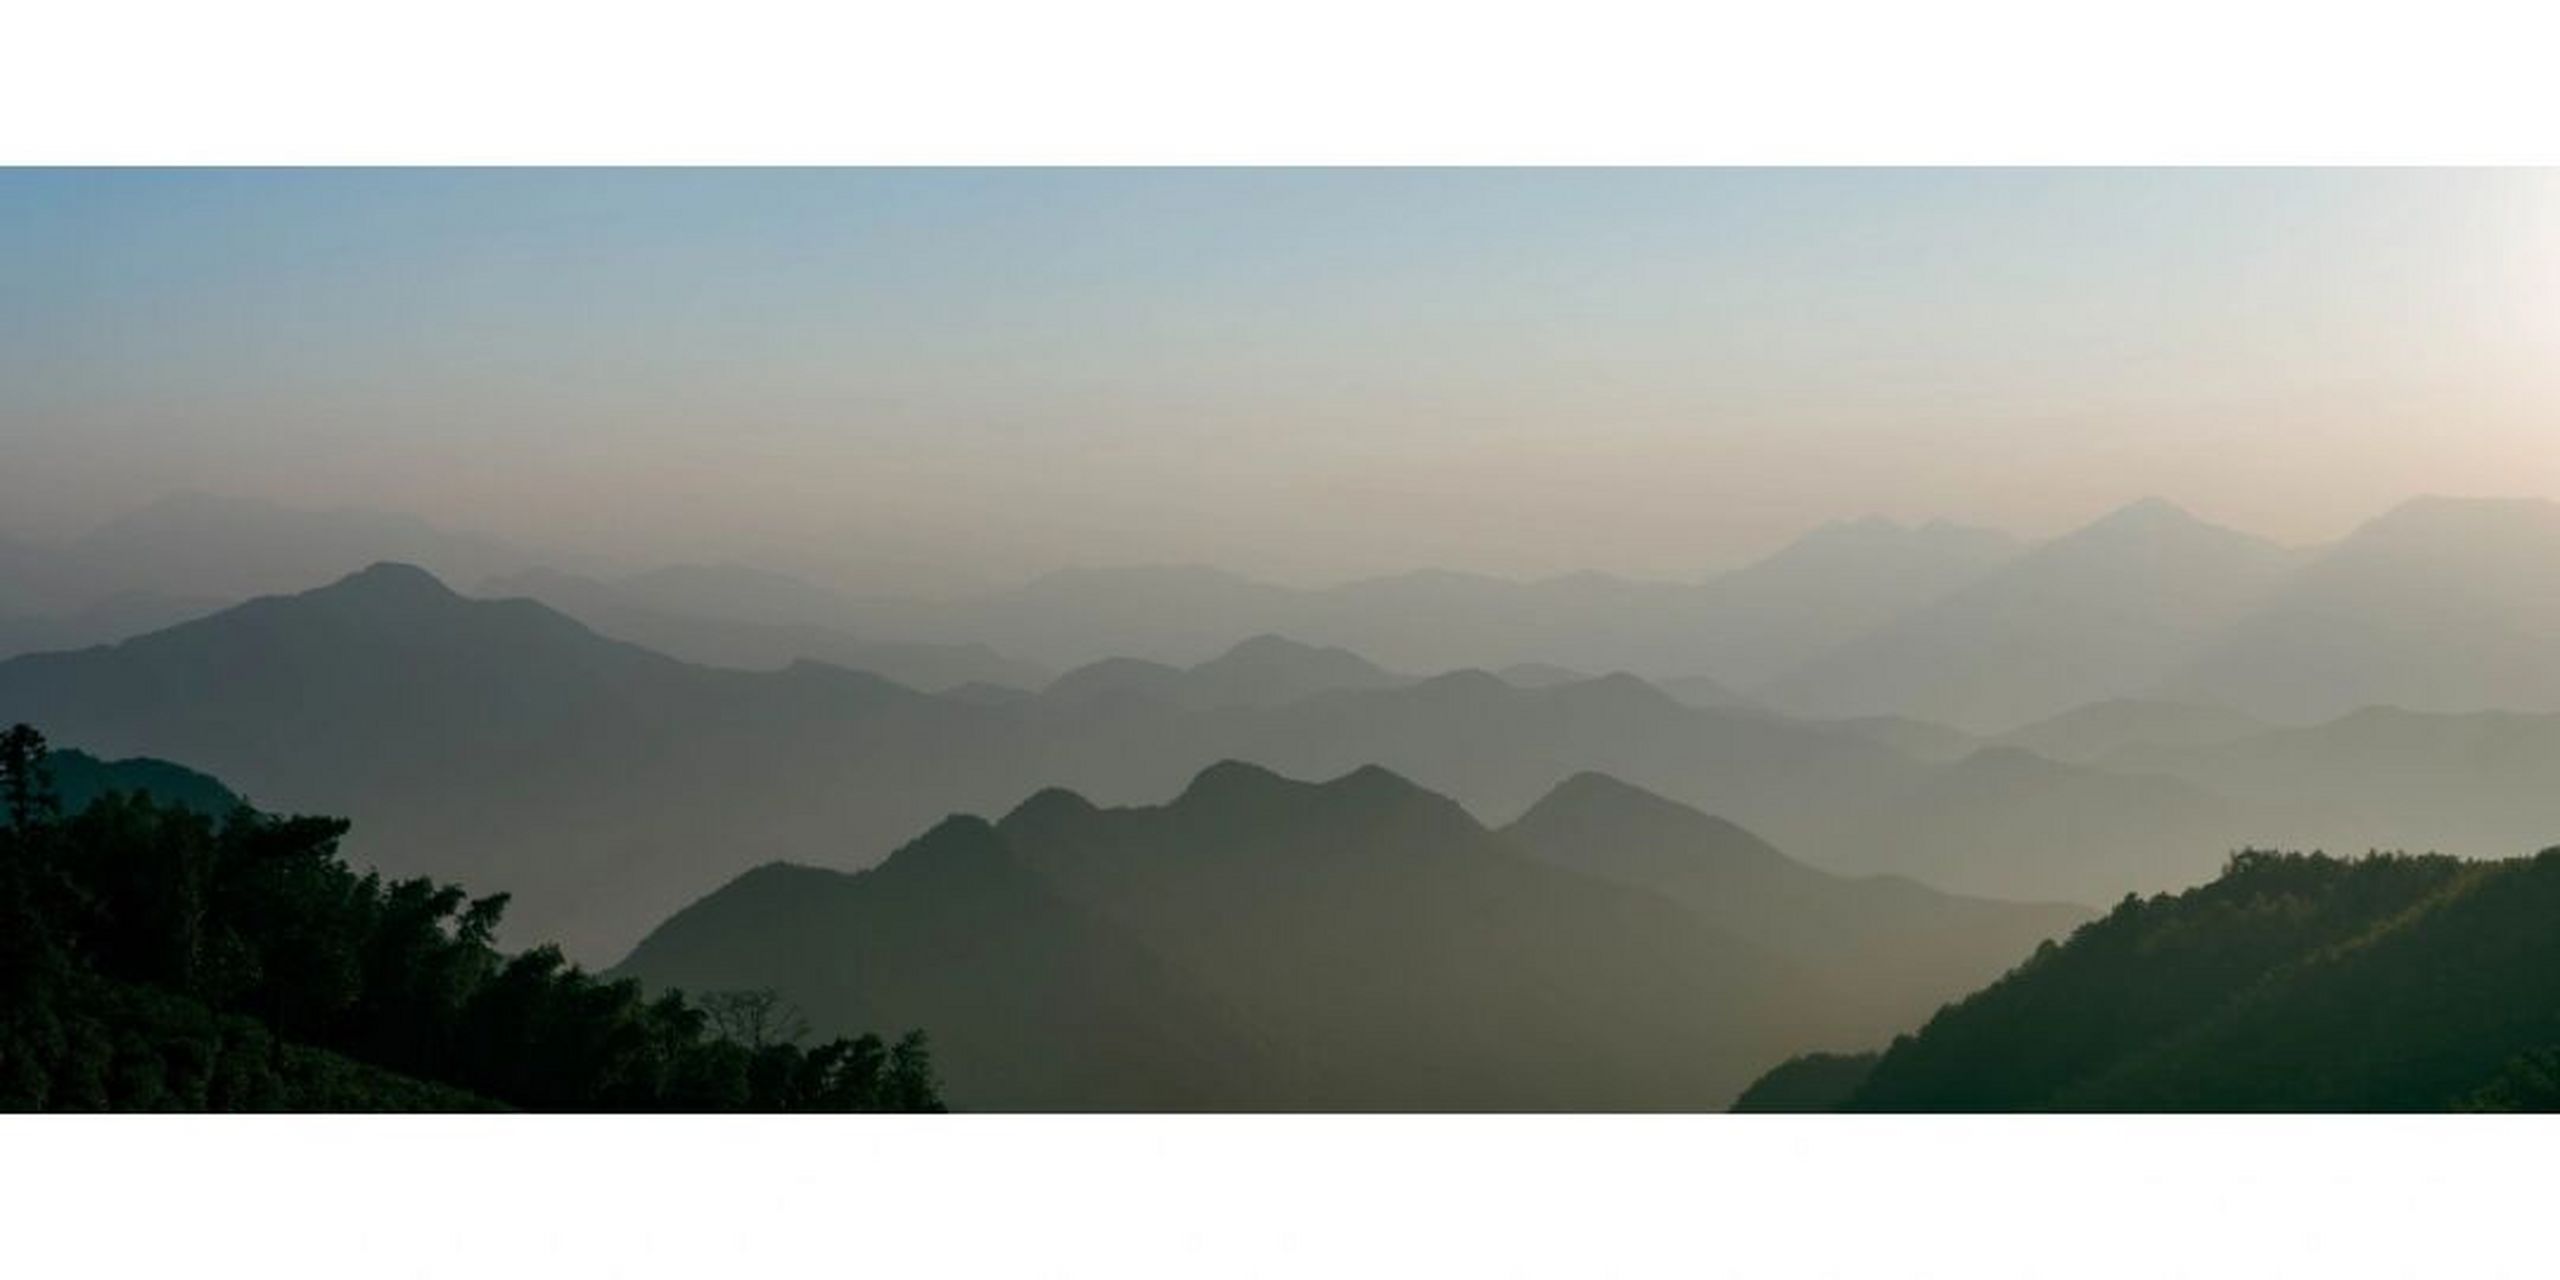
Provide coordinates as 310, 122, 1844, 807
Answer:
0, 725, 942, 1112
1737, 847, 2560, 1111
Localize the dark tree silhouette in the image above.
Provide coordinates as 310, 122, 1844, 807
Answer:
699, 988, 811, 1051
1809, 847, 2560, 1112
0, 723, 944, 1113
1, 723, 57, 833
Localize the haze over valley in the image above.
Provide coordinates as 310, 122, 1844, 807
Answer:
8, 168, 2559, 1112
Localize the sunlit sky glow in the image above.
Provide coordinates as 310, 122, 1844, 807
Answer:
4, 168, 2554, 589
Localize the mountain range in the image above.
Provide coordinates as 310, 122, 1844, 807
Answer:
819, 494, 2560, 728
476, 565, 1048, 692
15, 491, 2560, 732
614, 760, 2086, 1110
1760, 498, 2305, 730
10, 558, 2559, 953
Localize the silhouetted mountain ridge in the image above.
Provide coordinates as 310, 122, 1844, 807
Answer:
622, 761, 1857, 1110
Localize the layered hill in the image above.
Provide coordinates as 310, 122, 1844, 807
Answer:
620, 763, 1855, 1110
1991, 698, 2268, 764
1760, 499, 2302, 730
0, 562, 2331, 955
480, 565, 1046, 691
2094, 706, 2560, 866
1040, 634, 1405, 711
0, 562, 1011, 954
1502, 772, 2089, 1027
621, 764, 2097, 1110
846, 517, 2019, 685
2166, 496, 2560, 723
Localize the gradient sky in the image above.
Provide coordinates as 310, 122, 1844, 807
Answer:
4, 168, 2555, 589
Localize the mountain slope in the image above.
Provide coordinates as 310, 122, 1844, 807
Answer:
2168, 496, 2560, 722
847, 518, 2015, 687
1761, 499, 2299, 730
1686, 517, 2022, 689
1993, 698, 2268, 764
1502, 772, 2088, 1034
0, 563, 994, 956
612, 820, 1266, 1110
48, 748, 241, 815
1041, 634, 1405, 711
624, 762, 1839, 1111
2098, 706, 2560, 865
9, 561, 2415, 959
479, 566, 1047, 690
1809, 745, 2248, 902
1798, 848, 2560, 1111
0, 592, 226, 661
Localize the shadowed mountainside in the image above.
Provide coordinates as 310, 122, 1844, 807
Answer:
619, 762, 1854, 1110
1503, 772, 2089, 1028
1741, 846, 2560, 1111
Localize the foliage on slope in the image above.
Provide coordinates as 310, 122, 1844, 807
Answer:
1796, 848, 2560, 1111
1, 724, 941, 1112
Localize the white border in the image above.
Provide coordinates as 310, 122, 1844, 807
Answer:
6, 1114, 2558, 1276
6, 1, 2560, 163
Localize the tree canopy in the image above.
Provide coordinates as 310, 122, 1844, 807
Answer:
1, 724, 942, 1112
1735, 846, 2560, 1112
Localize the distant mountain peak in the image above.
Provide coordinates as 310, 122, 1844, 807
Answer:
2033, 497, 2284, 564
874, 814, 1014, 878
1195, 633, 1396, 682
1544, 769, 1659, 803
1171, 758, 1442, 818
315, 561, 461, 605
1519, 770, 1733, 832
1173, 758, 1295, 807
1327, 761, 1431, 801
1506, 770, 1797, 882
1215, 632, 1329, 661
2085, 495, 2198, 531
1002, 785, 1100, 829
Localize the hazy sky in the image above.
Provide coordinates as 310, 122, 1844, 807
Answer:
5, 168, 2555, 589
